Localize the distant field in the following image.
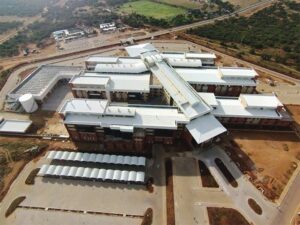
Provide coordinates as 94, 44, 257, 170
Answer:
119, 0, 187, 19
157, 0, 202, 9
226, 0, 260, 8
158, 0, 259, 9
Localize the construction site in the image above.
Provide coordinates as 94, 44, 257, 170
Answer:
0, 39, 299, 225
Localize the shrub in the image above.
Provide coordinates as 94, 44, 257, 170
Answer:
25, 168, 40, 185
5, 196, 26, 217
141, 208, 153, 225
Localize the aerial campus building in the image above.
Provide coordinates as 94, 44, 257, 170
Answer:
6, 43, 292, 151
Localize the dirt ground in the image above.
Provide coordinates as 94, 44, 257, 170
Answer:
28, 111, 69, 136
18, 67, 37, 81
223, 131, 300, 200
207, 207, 251, 225
286, 105, 300, 125
0, 137, 76, 201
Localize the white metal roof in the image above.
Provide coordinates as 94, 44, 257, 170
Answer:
95, 62, 148, 74
186, 114, 226, 144
47, 151, 56, 159
90, 168, 99, 178
213, 97, 282, 119
8, 65, 82, 101
70, 76, 109, 88
47, 150, 147, 166
53, 166, 63, 176
86, 56, 143, 65
86, 56, 119, 63
176, 68, 257, 86
68, 167, 77, 176
198, 92, 218, 106
136, 171, 145, 183
83, 168, 92, 178
98, 169, 106, 179
45, 165, 56, 175
128, 171, 137, 182
0, 119, 32, 133
162, 52, 216, 59
62, 100, 189, 130
61, 166, 70, 176
38, 164, 145, 183
59, 99, 109, 115
120, 170, 129, 181
166, 58, 202, 67
142, 51, 212, 119
185, 52, 216, 59
219, 67, 258, 78
113, 170, 122, 180
38, 165, 49, 176
79, 72, 151, 92
239, 94, 283, 109
125, 43, 158, 57
106, 74, 150, 92
75, 167, 84, 177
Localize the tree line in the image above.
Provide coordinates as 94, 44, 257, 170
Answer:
188, 1, 300, 71
0, 21, 22, 33
122, 0, 235, 28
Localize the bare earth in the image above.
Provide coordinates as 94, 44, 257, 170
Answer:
227, 131, 300, 200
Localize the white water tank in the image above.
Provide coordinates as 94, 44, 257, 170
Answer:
19, 93, 38, 113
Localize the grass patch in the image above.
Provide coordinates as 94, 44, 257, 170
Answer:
5, 196, 26, 217
198, 160, 219, 188
25, 168, 40, 185
158, 0, 202, 9
141, 208, 153, 225
207, 207, 251, 225
119, 0, 187, 19
248, 198, 262, 215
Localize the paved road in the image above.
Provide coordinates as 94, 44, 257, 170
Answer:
198, 146, 300, 225
271, 167, 300, 225
157, 0, 275, 33
0, 0, 275, 67
0, 47, 121, 110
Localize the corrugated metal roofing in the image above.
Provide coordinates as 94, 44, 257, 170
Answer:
37, 164, 145, 183
47, 151, 146, 167
0, 119, 32, 134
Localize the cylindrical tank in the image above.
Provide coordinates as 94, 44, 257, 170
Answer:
18, 93, 38, 113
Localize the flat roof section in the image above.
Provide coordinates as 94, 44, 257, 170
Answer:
86, 56, 142, 64
125, 43, 158, 57
213, 98, 282, 119
86, 56, 119, 63
162, 52, 216, 59
94, 62, 148, 74
198, 92, 218, 106
80, 72, 151, 92
176, 68, 257, 86
59, 99, 109, 115
70, 76, 110, 87
61, 99, 189, 130
240, 94, 283, 109
142, 51, 212, 119
0, 119, 32, 133
219, 67, 258, 78
8, 65, 82, 101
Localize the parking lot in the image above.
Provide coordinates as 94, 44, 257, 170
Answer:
0, 149, 165, 225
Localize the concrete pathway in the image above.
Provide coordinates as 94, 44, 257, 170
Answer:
196, 146, 300, 225
172, 156, 234, 225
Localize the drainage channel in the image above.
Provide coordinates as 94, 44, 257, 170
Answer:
18, 205, 144, 219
